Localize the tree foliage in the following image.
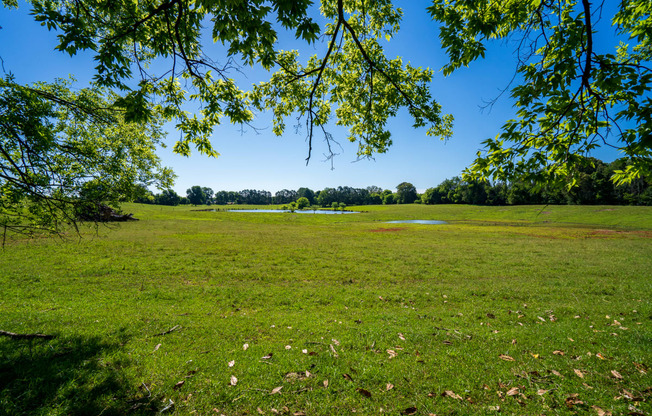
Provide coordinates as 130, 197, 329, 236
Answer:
295, 196, 310, 209
186, 185, 207, 205
12, 0, 451, 163
395, 181, 418, 204
428, 0, 651, 186
0, 76, 173, 236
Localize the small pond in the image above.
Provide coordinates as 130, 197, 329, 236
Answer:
385, 220, 447, 225
227, 209, 360, 214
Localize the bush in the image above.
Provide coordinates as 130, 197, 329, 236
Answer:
296, 197, 310, 209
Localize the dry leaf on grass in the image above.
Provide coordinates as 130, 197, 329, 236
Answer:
257, 407, 265, 414
230, 375, 237, 386
565, 394, 584, 408
261, 353, 273, 360
386, 383, 394, 391
611, 370, 623, 379
285, 372, 311, 382
387, 349, 398, 359
228, 360, 235, 367
332, 339, 340, 346
243, 343, 249, 351
329, 344, 339, 357
153, 343, 161, 352
596, 353, 606, 360
574, 369, 585, 378
551, 369, 563, 377
633, 362, 647, 374
499, 354, 515, 361
173, 380, 185, 390
537, 389, 548, 395
342, 373, 354, 381
443, 390, 463, 400
506, 387, 519, 396
591, 405, 612, 416
620, 389, 636, 400
270, 386, 283, 395
323, 379, 329, 388
553, 350, 565, 356
398, 333, 406, 341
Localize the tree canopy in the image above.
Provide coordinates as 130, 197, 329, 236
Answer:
8, 0, 451, 162
395, 182, 418, 204
429, 0, 651, 186
0, 76, 173, 236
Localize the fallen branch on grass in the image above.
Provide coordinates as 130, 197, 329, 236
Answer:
154, 325, 181, 336
0, 330, 56, 340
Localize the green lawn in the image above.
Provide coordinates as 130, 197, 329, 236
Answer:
1, 204, 650, 415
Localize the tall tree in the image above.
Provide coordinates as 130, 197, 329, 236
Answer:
0, 77, 173, 236
202, 187, 214, 205
155, 189, 181, 206
395, 182, 418, 204
186, 186, 207, 206
274, 189, 298, 204
296, 187, 315, 205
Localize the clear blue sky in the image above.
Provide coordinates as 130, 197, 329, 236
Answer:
0, 1, 623, 194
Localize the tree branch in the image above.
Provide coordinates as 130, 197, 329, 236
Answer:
0, 330, 56, 340
304, 0, 344, 164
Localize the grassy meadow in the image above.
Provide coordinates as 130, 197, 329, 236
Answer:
0, 203, 650, 415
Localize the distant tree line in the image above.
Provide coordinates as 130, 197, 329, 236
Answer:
421, 158, 651, 206
135, 158, 651, 207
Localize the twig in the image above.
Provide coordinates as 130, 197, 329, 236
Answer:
142, 382, 152, 398
154, 325, 181, 336
292, 387, 313, 394
0, 330, 56, 340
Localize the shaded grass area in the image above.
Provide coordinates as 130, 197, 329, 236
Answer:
1, 204, 650, 415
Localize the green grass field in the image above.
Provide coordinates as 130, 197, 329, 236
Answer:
1, 204, 650, 415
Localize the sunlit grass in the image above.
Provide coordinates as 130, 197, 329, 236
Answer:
1, 204, 650, 415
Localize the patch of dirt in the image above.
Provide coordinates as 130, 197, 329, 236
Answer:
369, 227, 405, 233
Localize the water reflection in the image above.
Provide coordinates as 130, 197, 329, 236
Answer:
227, 209, 359, 214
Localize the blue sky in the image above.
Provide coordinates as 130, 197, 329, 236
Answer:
0, 1, 624, 194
